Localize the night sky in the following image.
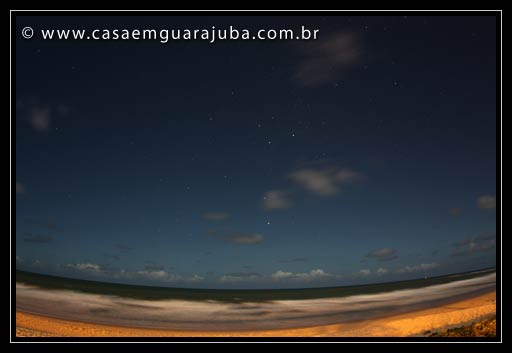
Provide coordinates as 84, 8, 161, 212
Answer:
14, 15, 497, 289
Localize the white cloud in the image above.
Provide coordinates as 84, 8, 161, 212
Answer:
30, 107, 51, 132
451, 234, 496, 256
219, 275, 241, 283
335, 169, 362, 183
16, 182, 26, 194
271, 270, 294, 281
111, 269, 133, 280
289, 169, 337, 196
65, 263, 103, 272
478, 195, 496, 210
295, 269, 330, 281
289, 167, 362, 196
397, 262, 440, 274
230, 233, 264, 244
263, 190, 291, 210
219, 272, 262, 283
367, 248, 394, 257
136, 270, 170, 280
185, 274, 205, 282
358, 267, 389, 276
209, 230, 264, 244
217, 269, 337, 284
376, 267, 388, 275
271, 268, 331, 282
125, 269, 203, 283
366, 248, 398, 261
294, 32, 361, 87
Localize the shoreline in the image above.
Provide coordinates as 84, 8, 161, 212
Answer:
16, 290, 496, 337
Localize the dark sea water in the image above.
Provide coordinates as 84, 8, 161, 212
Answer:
16, 269, 496, 330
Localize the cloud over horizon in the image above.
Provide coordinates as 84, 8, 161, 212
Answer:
357, 267, 389, 276
219, 272, 263, 283
376, 267, 389, 275
271, 268, 332, 282
64, 263, 103, 273
359, 269, 371, 276
396, 262, 440, 274
63, 263, 204, 283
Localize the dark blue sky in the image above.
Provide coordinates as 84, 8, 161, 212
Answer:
14, 14, 497, 288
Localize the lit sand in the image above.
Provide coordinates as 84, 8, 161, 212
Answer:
16, 291, 496, 337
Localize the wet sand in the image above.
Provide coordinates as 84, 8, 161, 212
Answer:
16, 291, 496, 337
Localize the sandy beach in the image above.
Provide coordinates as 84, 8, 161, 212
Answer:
16, 291, 496, 337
